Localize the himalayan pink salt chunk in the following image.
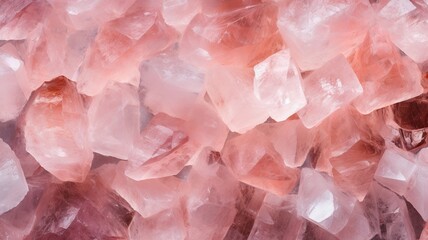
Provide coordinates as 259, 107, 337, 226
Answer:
362, 182, 416, 240
101, 163, 181, 218
140, 47, 205, 119
200, 0, 262, 15
330, 141, 382, 201
22, 76, 93, 182
388, 7, 428, 63
88, 83, 140, 160
0, 1, 46, 41
180, 2, 283, 68
0, 139, 28, 215
26, 175, 134, 240
277, 0, 373, 71
185, 150, 240, 240
126, 113, 198, 180
0, 43, 27, 122
374, 148, 416, 196
403, 157, 428, 220
297, 168, 357, 235
47, 0, 138, 30
253, 49, 307, 121
21, 11, 97, 93
222, 128, 300, 195
297, 55, 363, 128
248, 194, 305, 240
335, 203, 377, 240
206, 67, 270, 133
224, 184, 266, 240
77, 4, 178, 96
378, 0, 416, 20
129, 209, 186, 240
162, 0, 201, 32
349, 26, 423, 114
257, 120, 315, 168
0, 0, 32, 27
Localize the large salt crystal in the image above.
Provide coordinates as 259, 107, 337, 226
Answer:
222, 128, 300, 196
0, 139, 28, 215
126, 113, 198, 180
297, 55, 363, 128
185, 150, 240, 239
387, 6, 428, 63
88, 82, 140, 160
140, 46, 205, 119
0, 43, 27, 122
77, 2, 178, 96
330, 141, 382, 201
374, 148, 416, 196
253, 49, 307, 121
26, 175, 134, 239
206, 67, 270, 133
248, 194, 305, 240
0, 0, 32, 28
129, 209, 186, 240
21, 76, 93, 182
162, 0, 201, 33
349, 26, 423, 114
180, 2, 283, 68
297, 168, 357, 235
277, 0, 373, 71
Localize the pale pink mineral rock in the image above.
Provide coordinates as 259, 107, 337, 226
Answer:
21, 76, 93, 182
0, 43, 27, 122
162, 0, 201, 33
253, 49, 307, 121
297, 168, 357, 235
88, 83, 140, 160
349, 26, 423, 114
180, 2, 283, 68
77, 2, 177, 96
297, 55, 363, 128
222, 128, 299, 195
277, 0, 373, 71
0, 139, 28, 215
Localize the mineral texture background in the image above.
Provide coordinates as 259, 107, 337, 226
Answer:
1, 0, 428, 239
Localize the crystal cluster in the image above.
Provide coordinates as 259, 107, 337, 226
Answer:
1, 0, 428, 239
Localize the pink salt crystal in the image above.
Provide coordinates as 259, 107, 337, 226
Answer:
47, 0, 138, 30
387, 7, 428, 63
374, 148, 416, 196
297, 168, 357, 235
101, 163, 181, 218
421, 223, 428, 240
162, 0, 201, 32
0, 0, 32, 27
248, 194, 305, 240
126, 113, 198, 180
224, 184, 266, 240
222, 128, 300, 196
185, 150, 240, 240
129, 209, 186, 240
349, 26, 423, 114
257, 120, 315, 168
180, 2, 283, 68
200, 0, 262, 15
206, 67, 270, 133
378, 0, 416, 20
88, 82, 140, 160
330, 141, 382, 201
140, 47, 205, 119
253, 49, 307, 121
277, 0, 373, 71
77, 4, 178, 96
26, 176, 134, 239
0, 139, 28, 215
0, 1, 45, 41
0, 43, 27, 122
335, 203, 376, 240
403, 153, 428, 220
362, 182, 416, 240
297, 55, 363, 128
22, 76, 93, 182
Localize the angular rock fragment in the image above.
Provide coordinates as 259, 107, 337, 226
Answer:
298, 55, 363, 128
88, 82, 140, 160
0, 139, 28, 215
222, 128, 300, 195
21, 76, 93, 182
